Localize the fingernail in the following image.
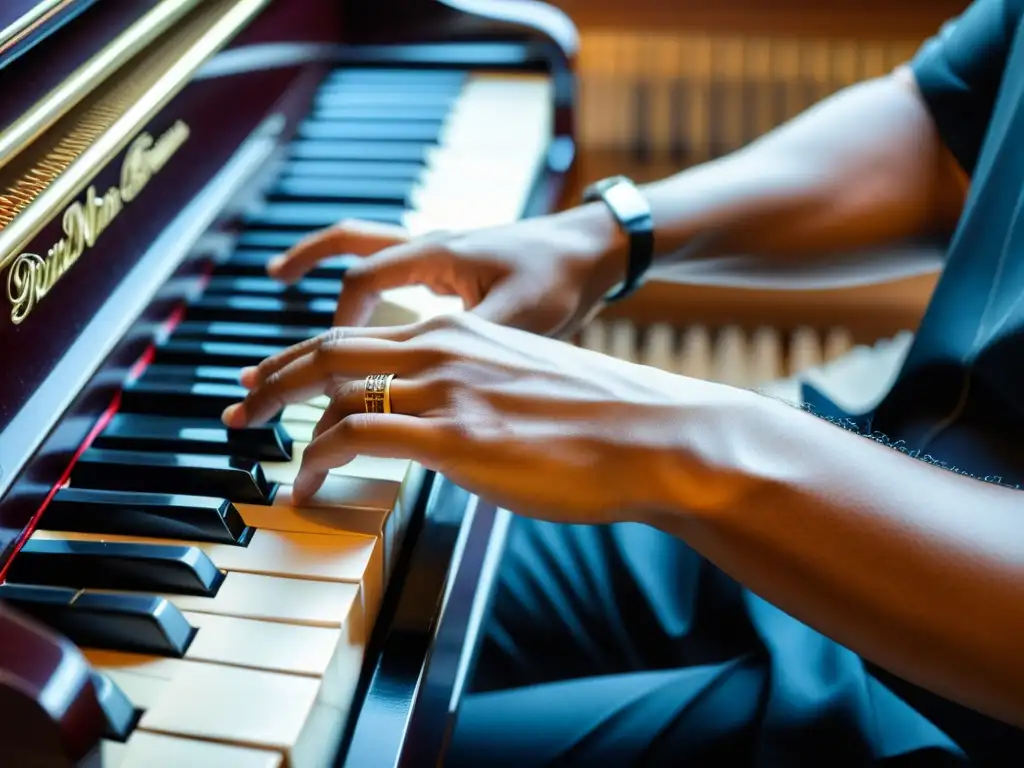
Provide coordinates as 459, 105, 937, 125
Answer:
267, 254, 286, 273
239, 366, 258, 388
221, 403, 244, 427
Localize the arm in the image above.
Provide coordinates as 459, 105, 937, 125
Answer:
645, 388, 1024, 728
565, 68, 968, 290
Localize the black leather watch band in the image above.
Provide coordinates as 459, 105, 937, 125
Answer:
581, 175, 654, 303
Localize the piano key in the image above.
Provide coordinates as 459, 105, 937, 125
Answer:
236, 229, 316, 251
297, 120, 443, 143
41, 487, 250, 545
71, 447, 275, 504
171, 321, 325, 347
93, 414, 292, 462
203, 275, 342, 299
0, 583, 195, 657
91, 670, 139, 742
320, 76, 465, 94
309, 105, 451, 123
154, 339, 286, 368
87, 657, 343, 767
122, 379, 250, 419
314, 90, 458, 109
170, 571, 361, 628
185, 294, 335, 326
31, 528, 382, 617
324, 67, 467, 85
102, 731, 283, 768
213, 250, 356, 281
288, 139, 428, 163
269, 176, 412, 205
9, 538, 224, 596
244, 201, 406, 229
137, 364, 242, 384
282, 158, 424, 180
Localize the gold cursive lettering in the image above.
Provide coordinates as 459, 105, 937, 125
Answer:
6, 120, 190, 325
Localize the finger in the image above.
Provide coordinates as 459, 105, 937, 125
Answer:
239, 325, 421, 389
293, 413, 447, 502
224, 338, 414, 427
267, 220, 410, 283
314, 377, 439, 436
333, 235, 455, 327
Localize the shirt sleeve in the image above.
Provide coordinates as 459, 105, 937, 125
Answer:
910, 0, 1023, 175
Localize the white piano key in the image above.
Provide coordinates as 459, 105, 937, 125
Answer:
102, 731, 283, 768
89, 657, 340, 768
169, 571, 359, 629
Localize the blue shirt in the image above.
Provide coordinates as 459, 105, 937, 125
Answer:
810, 0, 1024, 489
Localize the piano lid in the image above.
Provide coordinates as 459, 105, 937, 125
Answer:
0, 2, 213, 176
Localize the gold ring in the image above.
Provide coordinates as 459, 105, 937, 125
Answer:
364, 373, 395, 414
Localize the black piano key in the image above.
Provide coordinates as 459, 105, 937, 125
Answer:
9, 538, 224, 596
309, 106, 451, 123
42, 487, 250, 545
315, 91, 457, 109
203, 275, 341, 299
92, 671, 140, 741
298, 120, 442, 144
245, 201, 406, 229
214, 250, 357, 280
72, 447, 274, 505
154, 339, 285, 369
186, 294, 335, 326
138, 364, 242, 385
0, 583, 195, 658
94, 414, 292, 462
325, 68, 466, 85
282, 158, 423, 180
121, 379, 251, 420
289, 139, 428, 163
269, 177, 411, 206
172, 321, 323, 347
235, 230, 310, 251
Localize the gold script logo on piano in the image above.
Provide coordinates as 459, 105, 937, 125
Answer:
6, 120, 190, 325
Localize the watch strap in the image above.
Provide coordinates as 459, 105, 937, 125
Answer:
582, 175, 654, 303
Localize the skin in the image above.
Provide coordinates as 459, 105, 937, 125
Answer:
223, 68, 1024, 726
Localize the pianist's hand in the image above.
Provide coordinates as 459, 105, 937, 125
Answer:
266, 212, 626, 336
223, 311, 736, 523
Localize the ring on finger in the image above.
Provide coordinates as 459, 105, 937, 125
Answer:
364, 373, 395, 414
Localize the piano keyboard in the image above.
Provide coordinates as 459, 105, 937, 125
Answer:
0, 66, 552, 768
580, 319, 914, 410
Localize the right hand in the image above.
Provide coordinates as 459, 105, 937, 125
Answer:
266, 207, 626, 337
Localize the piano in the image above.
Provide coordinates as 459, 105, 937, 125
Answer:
0, 1, 578, 765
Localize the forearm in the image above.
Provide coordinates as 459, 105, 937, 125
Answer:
646, 389, 1024, 726
562, 69, 966, 277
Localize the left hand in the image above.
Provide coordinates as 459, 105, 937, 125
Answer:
222, 313, 722, 523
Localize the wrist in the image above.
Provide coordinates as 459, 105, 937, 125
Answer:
552, 201, 630, 298
639, 384, 777, 529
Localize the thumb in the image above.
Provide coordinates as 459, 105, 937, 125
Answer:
267, 219, 409, 284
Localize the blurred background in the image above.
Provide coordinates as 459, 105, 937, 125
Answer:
558, 0, 969, 394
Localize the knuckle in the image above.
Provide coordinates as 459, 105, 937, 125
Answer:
334, 379, 364, 403
339, 413, 374, 437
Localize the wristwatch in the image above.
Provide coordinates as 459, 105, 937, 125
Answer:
581, 175, 655, 303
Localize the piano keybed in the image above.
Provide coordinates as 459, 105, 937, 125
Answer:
579, 319, 914, 408
0, 65, 551, 768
